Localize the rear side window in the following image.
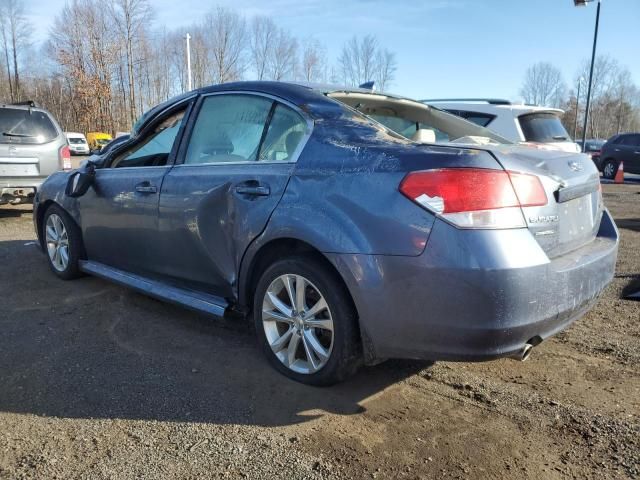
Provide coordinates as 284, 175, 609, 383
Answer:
444, 109, 495, 128
0, 108, 58, 145
518, 113, 570, 143
185, 95, 273, 164
259, 104, 307, 162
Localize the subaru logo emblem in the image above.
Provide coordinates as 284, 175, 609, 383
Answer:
568, 161, 583, 172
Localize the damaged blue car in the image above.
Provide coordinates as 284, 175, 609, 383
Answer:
33, 82, 618, 385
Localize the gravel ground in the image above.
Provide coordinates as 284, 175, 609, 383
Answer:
0, 183, 638, 479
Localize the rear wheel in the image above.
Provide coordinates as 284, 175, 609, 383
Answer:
253, 256, 361, 385
602, 159, 618, 180
43, 205, 83, 280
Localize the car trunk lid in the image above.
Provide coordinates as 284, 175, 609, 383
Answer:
491, 145, 602, 258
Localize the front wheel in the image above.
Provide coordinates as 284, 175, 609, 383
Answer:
253, 256, 362, 385
43, 205, 84, 280
602, 159, 618, 180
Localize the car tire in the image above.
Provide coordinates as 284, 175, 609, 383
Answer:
253, 255, 362, 386
602, 159, 618, 180
42, 204, 84, 280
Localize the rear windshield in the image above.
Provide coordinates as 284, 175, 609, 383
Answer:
68, 137, 87, 144
0, 108, 58, 145
518, 113, 571, 143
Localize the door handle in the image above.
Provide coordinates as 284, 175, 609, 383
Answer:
234, 185, 270, 196
135, 182, 157, 194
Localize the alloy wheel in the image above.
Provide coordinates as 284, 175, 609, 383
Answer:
262, 274, 334, 374
604, 162, 615, 179
45, 214, 70, 272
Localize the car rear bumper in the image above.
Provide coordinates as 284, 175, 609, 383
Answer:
0, 179, 43, 204
327, 209, 618, 363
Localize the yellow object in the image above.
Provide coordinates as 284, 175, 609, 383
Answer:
86, 132, 113, 151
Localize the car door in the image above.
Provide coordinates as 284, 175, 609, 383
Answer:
157, 92, 311, 298
78, 102, 192, 274
627, 134, 640, 174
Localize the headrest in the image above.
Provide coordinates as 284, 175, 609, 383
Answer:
412, 128, 436, 143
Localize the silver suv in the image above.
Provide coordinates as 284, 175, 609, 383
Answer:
0, 102, 70, 205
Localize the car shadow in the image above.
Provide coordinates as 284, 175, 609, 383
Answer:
0, 205, 33, 217
0, 239, 432, 427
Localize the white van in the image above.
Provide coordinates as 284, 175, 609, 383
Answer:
422, 99, 581, 153
64, 132, 90, 155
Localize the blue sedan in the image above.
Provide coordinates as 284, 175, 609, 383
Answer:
33, 82, 618, 385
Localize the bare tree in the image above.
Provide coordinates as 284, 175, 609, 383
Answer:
301, 38, 326, 83
375, 49, 396, 92
249, 16, 277, 80
0, 0, 31, 100
338, 35, 378, 86
267, 27, 297, 81
520, 62, 566, 108
110, 0, 153, 124
0, 7, 14, 101
338, 35, 396, 90
203, 7, 247, 84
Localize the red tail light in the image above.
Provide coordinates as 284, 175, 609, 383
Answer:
399, 168, 547, 229
59, 145, 71, 171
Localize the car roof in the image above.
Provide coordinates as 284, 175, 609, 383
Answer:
422, 99, 564, 116
0, 103, 51, 115
133, 81, 353, 136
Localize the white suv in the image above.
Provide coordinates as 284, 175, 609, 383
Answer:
422, 99, 581, 153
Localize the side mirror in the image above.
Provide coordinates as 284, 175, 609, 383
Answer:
65, 162, 96, 198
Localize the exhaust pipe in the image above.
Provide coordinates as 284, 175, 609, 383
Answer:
508, 343, 533, 361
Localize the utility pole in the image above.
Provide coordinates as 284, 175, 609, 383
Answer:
575, 0, 602, 147
573, 77, 584, 141
185, 33, 193, 92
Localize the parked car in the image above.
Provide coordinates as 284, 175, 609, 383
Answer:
65, 132, 90, 155
86, 132, 113, 153
33, 82, 618, 385
599, 133, 640, 179
579, 139, 606, 169
0, 101, 70, 206
422, 98, 581, 153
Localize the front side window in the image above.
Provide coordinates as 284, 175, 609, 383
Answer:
259, 104, 307, 162
185, 95, 273, 165
111, 109, 186, 168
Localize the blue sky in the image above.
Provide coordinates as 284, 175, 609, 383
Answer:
27, 0, 640, 101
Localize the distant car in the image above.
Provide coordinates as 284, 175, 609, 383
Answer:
0, 101, 70, 206
86, 132, 112, 153
579, 139, 606, 169
65, 132, 90, 155
422, 99, 581, 153
599, 133, 640, 179
34, 82, 618, 385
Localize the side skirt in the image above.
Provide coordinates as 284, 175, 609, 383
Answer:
79, 260, 228, 318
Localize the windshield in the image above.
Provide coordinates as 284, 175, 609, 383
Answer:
0, 108, 58, 145
96, 138, 111, 145
328, 92, 510, 146
518, 113, 571, 143
68, 137, 87, 144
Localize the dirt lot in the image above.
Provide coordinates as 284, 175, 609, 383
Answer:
0, 184, 638, 480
